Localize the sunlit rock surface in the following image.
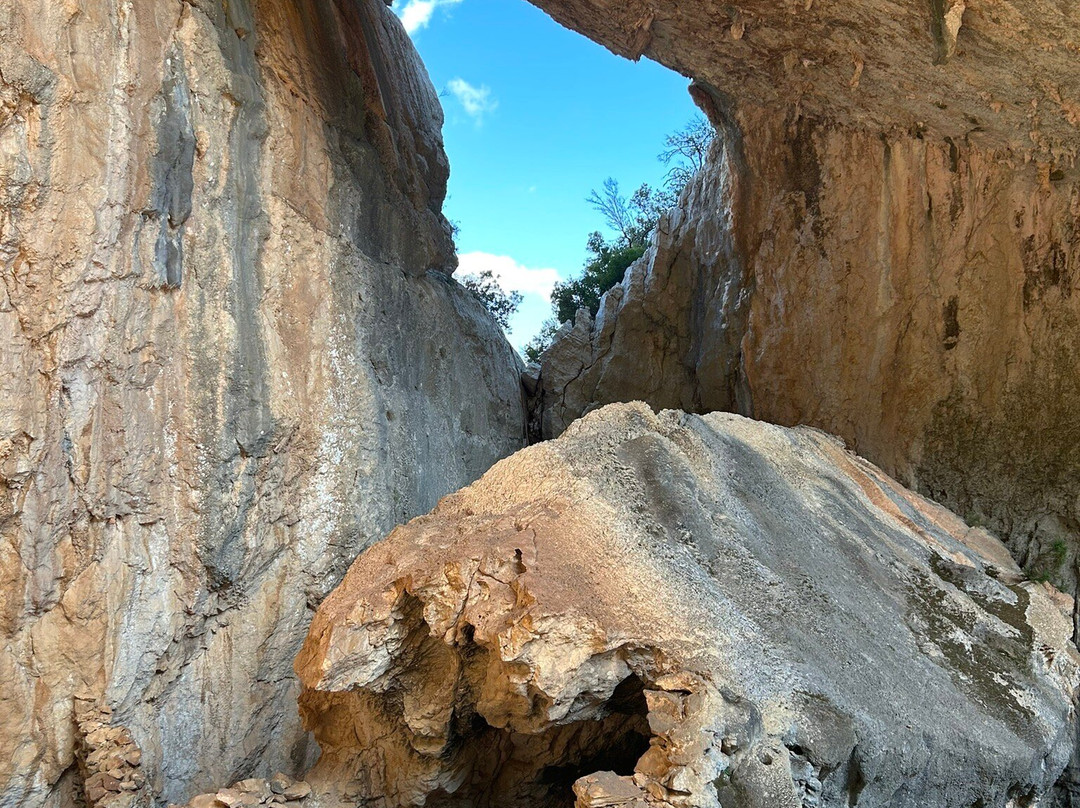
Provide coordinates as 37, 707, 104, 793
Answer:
0, 1, 524, 804
298, 403, 1080, 808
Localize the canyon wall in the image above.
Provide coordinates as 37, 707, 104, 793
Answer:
0, 1, 525, 805
530, 0, 1080, 603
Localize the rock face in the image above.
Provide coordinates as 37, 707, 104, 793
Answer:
0, 1, 524, 805
530, 0, 1080, 608
297, 403, 1080, 808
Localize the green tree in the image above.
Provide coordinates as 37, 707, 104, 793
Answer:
459, 270, 522, 330
551, 233, 647, 323
525, 184, 668, 361
525, 117, 715, 361
586, 179, 674, 250
523, 319, 560, 363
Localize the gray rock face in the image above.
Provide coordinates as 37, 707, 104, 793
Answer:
0, 1, 524, 805
529, 0, 1080, 615
297, 403, 1080, 808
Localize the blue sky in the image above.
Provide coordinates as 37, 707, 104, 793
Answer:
391, 0, 700, 349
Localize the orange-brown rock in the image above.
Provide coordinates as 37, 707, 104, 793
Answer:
0, 1, 524, 805
73, 700, 151, 808
297, 403, 1080, 808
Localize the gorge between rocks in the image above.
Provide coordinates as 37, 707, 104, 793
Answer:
2, 1, 1080, 807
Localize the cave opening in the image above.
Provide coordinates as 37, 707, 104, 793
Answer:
389, 0, 704, 356
382, 593, 655, 808
423, 671, 652, 808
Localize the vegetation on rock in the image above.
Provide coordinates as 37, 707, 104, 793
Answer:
525, 116, 713, 362
459, 269, 523, 329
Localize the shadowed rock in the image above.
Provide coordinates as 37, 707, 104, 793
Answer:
0, 1, 524, 804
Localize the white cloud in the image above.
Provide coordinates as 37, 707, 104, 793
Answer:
446, 78, 498, 122
392, 0, 462, 35
458, 252, 560, 300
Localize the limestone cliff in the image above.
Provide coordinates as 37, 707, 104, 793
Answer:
0, 1, 524, 805
297, 403, 1080, 808
530, 0, 1080, 607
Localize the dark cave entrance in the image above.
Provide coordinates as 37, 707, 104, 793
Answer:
392, 595, 654, 808
423, 673, 651, 808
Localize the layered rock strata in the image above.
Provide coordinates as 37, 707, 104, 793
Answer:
297, 403, 1080, 808
0, 1, 524, 805
530, 0, 1080, 607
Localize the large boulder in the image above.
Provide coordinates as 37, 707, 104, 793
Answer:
529, 0, 1080, 609
0, 0, 524, 804
297, 403, 1080, 808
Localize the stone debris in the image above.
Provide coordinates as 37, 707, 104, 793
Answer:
574, 771, 650, 807
74, 701, 151, 808
172, 775, 312, 808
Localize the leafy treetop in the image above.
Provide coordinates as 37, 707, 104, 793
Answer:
459, 270, 523, 330
524, 116, 715, 363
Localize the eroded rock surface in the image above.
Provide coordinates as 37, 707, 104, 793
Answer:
0, 1, 524, 805
530, 0, 1080, 606
297, 403, 1080, 808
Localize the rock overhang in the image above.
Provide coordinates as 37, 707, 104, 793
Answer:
525, 0, 1080, 161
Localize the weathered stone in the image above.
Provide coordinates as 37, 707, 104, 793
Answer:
280, 782, 310, 801
530, 0, 1080, 622
267, 774, 289, 795
0, 1, 525, 805
89, 774, 122, 794
296, 403, 1080, 808
213, 789, 244, 808
573, 771, 649, 807
105, 728, 132, 745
